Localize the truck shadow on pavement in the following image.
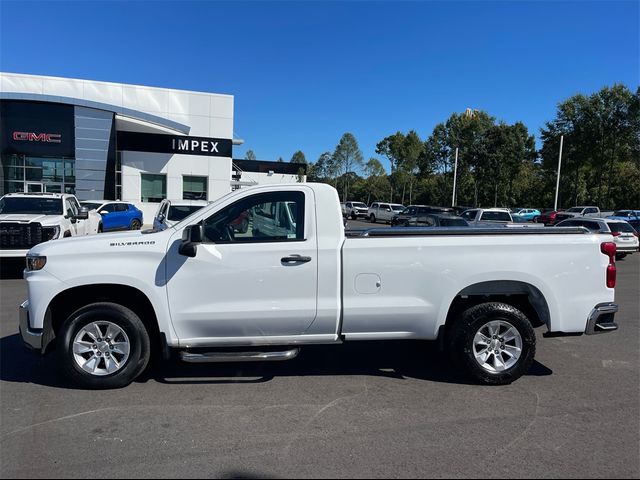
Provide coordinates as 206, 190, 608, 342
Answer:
0, 334, 553, 389
0, 259, 25, 279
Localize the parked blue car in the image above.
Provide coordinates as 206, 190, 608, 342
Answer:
607, 210, 640, 231
512, 208, 541, 222
81, 201, 143, 232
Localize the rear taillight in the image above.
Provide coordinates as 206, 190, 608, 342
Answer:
600, 241, 617, 289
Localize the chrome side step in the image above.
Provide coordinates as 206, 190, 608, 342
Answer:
180, 348, 300, 364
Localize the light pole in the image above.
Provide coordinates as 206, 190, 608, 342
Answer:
452, 147, 459, 207
554, 135, 564, 211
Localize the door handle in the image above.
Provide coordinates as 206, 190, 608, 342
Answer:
281, 255, 312, 264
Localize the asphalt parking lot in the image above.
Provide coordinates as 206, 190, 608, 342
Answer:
0, 255, 638, 479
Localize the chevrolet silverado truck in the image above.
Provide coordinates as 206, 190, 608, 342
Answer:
19, 183, 619, 389
1, 192, 101, 258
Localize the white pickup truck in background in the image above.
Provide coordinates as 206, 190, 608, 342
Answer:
0, 192, 101, 258
19, 183, 619, 389
554, 206, 615, 223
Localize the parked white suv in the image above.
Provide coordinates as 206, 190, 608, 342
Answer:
341, 201, 369, 220
0, 192, 101, 257
368, 202, 405, 223
153, 199, 210, 231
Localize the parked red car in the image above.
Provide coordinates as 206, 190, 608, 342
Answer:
535, 209, 563, 225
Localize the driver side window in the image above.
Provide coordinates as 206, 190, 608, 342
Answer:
202, 191, 306, 244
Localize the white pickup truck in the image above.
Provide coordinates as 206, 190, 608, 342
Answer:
554, 206, 615, 223
19, 183, 619, 389
0, 192, 101, 258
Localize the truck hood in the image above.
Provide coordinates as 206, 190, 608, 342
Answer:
0, 214, 64, 226
29, 229, 172, 257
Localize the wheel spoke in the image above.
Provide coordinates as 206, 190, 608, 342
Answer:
73, 341, 94, 355
503, 327, 518, 342
84, 323, 103, 341
474, 332, 490, 346
112, 342, 130, 356
475, 350, 490, 365
106, 324, 121, 342
504, 345, 521, 356
493, 353, 506, 371
105, 355, 120, 374
83, 355, 99, 373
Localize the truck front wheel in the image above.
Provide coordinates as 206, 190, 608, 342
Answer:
448, 302, 536, 385
57, 303, 151, 389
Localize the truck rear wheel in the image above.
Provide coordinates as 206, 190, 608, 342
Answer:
57, 302, 151, 389
448, 302, 536, 385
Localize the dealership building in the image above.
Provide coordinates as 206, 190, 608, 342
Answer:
0, 72, 304, 221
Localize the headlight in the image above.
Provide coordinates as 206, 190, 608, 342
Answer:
42, 226, 61, 240
26, 254, 47, 271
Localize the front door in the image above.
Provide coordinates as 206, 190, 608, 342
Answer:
165, 189, 318, 341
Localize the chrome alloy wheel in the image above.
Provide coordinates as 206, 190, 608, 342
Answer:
72, 321, 131, 376
472, 320, 523, 373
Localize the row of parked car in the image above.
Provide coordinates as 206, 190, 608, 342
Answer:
1, 191, 638, 260
341, 200, 640, 258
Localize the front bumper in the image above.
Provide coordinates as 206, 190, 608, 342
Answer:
19, 300, 43, 351
585, 303, 619, 335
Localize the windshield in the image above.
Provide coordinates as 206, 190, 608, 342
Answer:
612, 211, 633, 217
352, 203, 367, 208
566, 207, 584, 213
391, 204, 404, 212
168, 205, 205, 221
81, 202, 104, 211
0, 197, 63, 215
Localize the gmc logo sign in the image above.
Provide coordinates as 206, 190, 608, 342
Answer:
12, 132, 62, 143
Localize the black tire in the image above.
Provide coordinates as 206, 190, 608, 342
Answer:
615, 253, 627, 260
97, 223, 103, 233
351, 212, 357, 220
370, 214, 376, 223
130, 219, 142, 230
57, 302, 151, 389
448, 302, 536, 385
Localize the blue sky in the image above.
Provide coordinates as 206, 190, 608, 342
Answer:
1, 1, 638, 172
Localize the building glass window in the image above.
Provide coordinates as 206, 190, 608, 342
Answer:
115, 151, 122, 200
0, 154, 75, 196
183, 175, 208, 200
141, 173, 166, 203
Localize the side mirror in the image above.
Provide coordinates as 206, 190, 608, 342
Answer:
179, 224, 204, 257
75, 207, 89, 220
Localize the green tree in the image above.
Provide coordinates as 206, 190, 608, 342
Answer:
363, 157, 389, 204
290, 150, 307, 164
245, 150, 257, 160
540, 84, 639, 209
333, 133, 364, 201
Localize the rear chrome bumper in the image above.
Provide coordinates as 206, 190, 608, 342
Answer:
19, 300, 43, 351
585, 303, 619, 335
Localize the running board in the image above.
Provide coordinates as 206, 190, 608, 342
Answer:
180, 348, 300, 364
